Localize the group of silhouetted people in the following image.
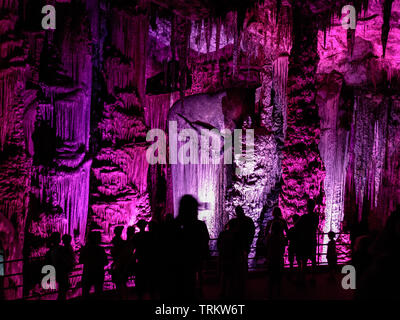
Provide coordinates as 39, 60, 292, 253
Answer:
44, 232, 75, 300
43, 196, 335, 300
217, 206, 255, 299
259, 199, 341, 297
351, 206, 400, 299
76, 194, 210, 300
258, 200, 320, 296
43, 195, 400, 300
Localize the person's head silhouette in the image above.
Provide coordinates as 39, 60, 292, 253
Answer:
62, 234, 72, 246
88, 231, 101, 245
328, 231, 335, 240
149, 220, 159, 232
137, 220, 147, 232
114, 226, 124, 237
272, 207, 282, 219
48, 232, 61, 247
383, 209, 400, 242
235, 206, 245, 218
227, 218, 240, 232
292, 214, 300, 224
177, 194, 199, 224
127, 226, 135, 239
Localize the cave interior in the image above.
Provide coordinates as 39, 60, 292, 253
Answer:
1, 0, 400, 299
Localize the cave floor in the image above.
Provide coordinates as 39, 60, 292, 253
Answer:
73, 269, 354, 301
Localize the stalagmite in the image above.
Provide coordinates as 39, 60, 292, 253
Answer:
168, 92, 227, 238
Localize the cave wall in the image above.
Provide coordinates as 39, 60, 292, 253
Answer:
90, 1, 151, 243
317, 0, 400, 236
0, 0, 31, 299
1, 0, 400, 298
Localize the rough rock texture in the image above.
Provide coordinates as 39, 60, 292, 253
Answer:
225, 1, 292, 261
317, 0, 400, 234
168, 91, 230, 238
281, 3, 325, 222
1, 0, 400, 299
25, 0, 93, 252
90, 1, 151, 242
0, 0, 32, 299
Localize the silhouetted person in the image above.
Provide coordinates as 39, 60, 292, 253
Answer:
56, 234, 75, 300
264, 207, 288, 298
222, 205, 255, 298
229, 206, 255, 255
287, 214, 300, 270
80, 231, 107, 298
125, 226, 136, 280
357, 208, 400, 299
111, 226, 124, 251
147, 220, 161, 298
265, 207, 289, 244
111, 226, 128, 296
43, 232, 61, 296
126, 226, 136, 245
327, 231, 337, 280
45, 232, 61, 267
352, 233, 373, 289
159, 213, 181, 299
175, 195, 210, 300
295, 199, 319, 284
133, 220, 151, 299
349, 220, 369, 252
217, 219, 247, 299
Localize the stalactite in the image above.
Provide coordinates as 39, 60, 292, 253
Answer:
168, 92, 228, 239
276, 0, 282, 24
134, 13, 150, 104
145, 93, 179, 131
381, 0, 394, 58
19, 1, 94, 273
170, 14, 176, 61
110, 5, 149, 102
348, 93, 389, 225
272, 55, 288, 143
0, 0, 17, 10
31, 160, 92, 241
95, 146, 149, 194
215, 18, 221, 57
193, 20, 202, 54
0, 69, 26, 150
347, 28, 355, 57
232, 12, 239, 78
145, 92, 179, 216
176, 18, 191, 107
53, 95, 90, 149
376, 98, 400, 226
204, 18, 211, 56
0, 1, 31, 299
89, 2, 152, 242
317, 72, 349, 237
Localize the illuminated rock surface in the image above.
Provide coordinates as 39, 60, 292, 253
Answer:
0, 0, 400, 298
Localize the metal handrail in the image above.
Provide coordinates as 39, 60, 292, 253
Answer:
1, 232, 351, 299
